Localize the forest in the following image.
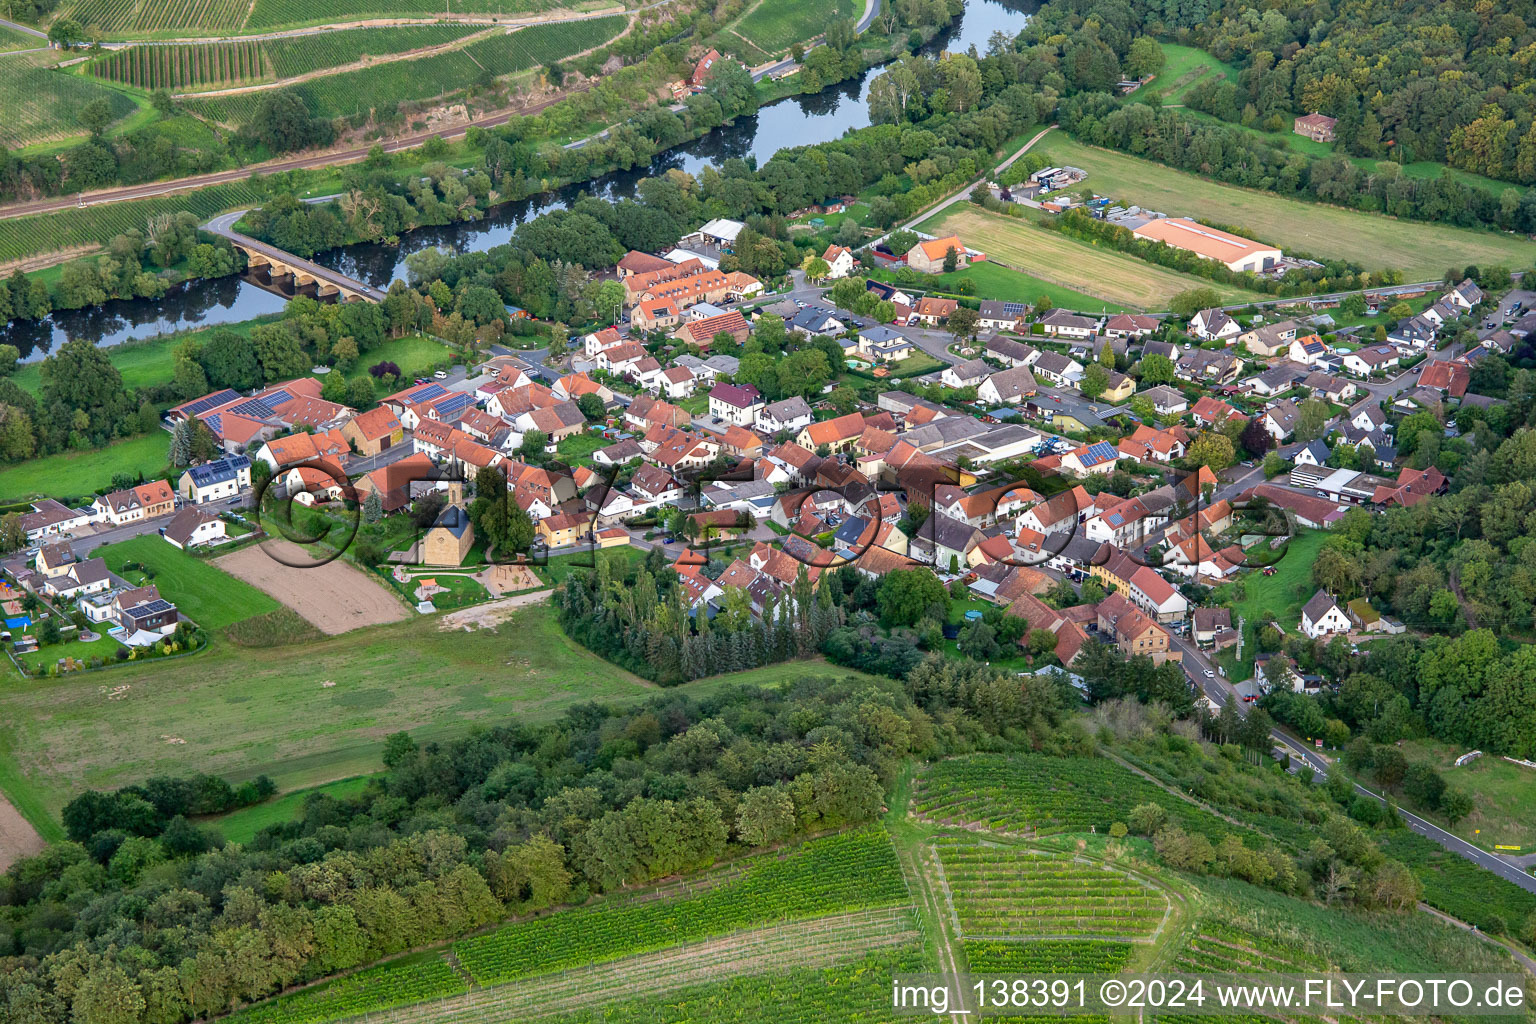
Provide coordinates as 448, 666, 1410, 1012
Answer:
0, 664, 1071, 1024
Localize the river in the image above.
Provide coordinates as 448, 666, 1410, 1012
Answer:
0, 0, 1033, 363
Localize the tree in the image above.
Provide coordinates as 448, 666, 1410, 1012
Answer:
470, 465, 534, 557
1124, 36, 1166, 79
876, 569, 949, 627
79, 97, 115, 138
1187, 432, 1235, 472
942, 246, 959, 273
576, 392, 605, 420
1371, 745, 1409, 790
1080, 363, 1110, 400
802, 256, 831, 282
1138, 352, 1175, 385
245, 89, 329, 154
48, 17, 83, 47
1295, 398, 1331, 442
1171, 288, 1223, 318
947, 306, 980, 341
1441, 789, 1474, 827
362, 491, 383, 524
735, 785, 795, 846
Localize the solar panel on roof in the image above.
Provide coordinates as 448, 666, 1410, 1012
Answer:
260, 388, 294, 406
229, 398, 277, 419
132, 599, 174, 615
412, 383, 448, 402
433, 393, 475, 417
182, 389, 241, 417
204, 414, 223, 435
1001, 301, 1027, 315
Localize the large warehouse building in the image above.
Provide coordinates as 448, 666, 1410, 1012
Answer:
1131, 217, 1282, 274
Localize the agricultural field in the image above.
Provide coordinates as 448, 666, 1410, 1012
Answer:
64, 0, 250, 34
0, 182, 260, 265
963, 938, 1135, 974
246, 0, 563, 31
733, 0, 858, 57
0, 53, 138, 149
938, 842, 1169, 940
264, 24, 482, 79
96, 533, 282, 631
1037, 135, 1536, 278
90, 41, 268, 91
914, 753, 1234, 841
186, 16, 624, 124
0, 431, 168, 503
924, 207, 1265, 310
0, 23, 40, 51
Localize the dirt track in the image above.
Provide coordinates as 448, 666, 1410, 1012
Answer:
216, 541, 409, 634
0, 791, 44, 870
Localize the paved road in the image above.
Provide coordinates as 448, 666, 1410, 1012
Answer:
204, 210, 387, 301
0, 15, 46, 39
1170, 634, 1536, 897
883, 124, 1057, 238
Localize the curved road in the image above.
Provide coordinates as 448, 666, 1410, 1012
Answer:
1171, 634, 1536, 897
203, 210, 386, 300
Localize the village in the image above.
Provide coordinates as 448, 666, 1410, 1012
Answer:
4, 202, 1523, 710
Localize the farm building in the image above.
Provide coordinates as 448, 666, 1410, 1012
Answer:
1132, 218, 1282, 274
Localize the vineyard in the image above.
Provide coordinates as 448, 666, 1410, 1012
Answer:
299, 909, 919, 1024
0, 183, 260, 265
0, 54, 139, 148
185, 16, 625, 125
217, 829, 910, 1024
963, 939, 1135, 974
246, 0, 559, 31
914, 754, 1235, 840
733, 0, 858, 56
91, 42, 269, 91
64, 0, 250, 33
453, 827, 907, 985
1156, 921, 1329, 1024
265, 25, 482, 79
0, 23, 37, 51
938, 843, 1169, 940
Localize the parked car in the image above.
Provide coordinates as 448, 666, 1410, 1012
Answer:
433, 370, 448, 379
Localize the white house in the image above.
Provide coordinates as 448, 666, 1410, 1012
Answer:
941, 359, 991, 389
1189, 308, 1241, 343
1342, 346, 1401, 378
178, 456, 251, 505
162, 507, 226, 550
707, 383, 764, 426
1300, 589, 1352, 639
821, 245, 856, 279
756, 397, 813, 435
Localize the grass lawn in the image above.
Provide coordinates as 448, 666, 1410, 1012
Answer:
0, 598, 881, 837
873, 261, 1129, 315
1397, 738, 1536, 853
14, 633, 123, 675
12, 318, 272, 397
1216, 528, 1327, 679
211, 776, 374, 844
0, 433, 168, 503
537, 544, 642, 584
1034, 135, 1536, 278
346, 334, 455, 384
94, 534, 279, 631
555, 430, 609, 466
400, 572, 489, 609
924, 206, 1266, 311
